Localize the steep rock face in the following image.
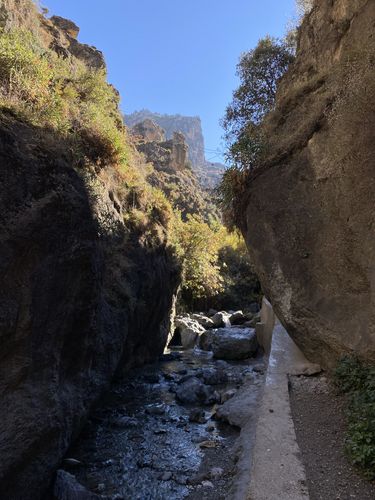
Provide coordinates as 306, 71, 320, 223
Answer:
242, 0, 375, 368
125, 110, 225, 187
0, 115, 180, 499
130, 119, 218, 220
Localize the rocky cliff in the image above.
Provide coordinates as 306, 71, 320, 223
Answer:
125, 110, 225, 187
0, 4, 180, 498
130, 119, 219, 221
241, 0, 375, 368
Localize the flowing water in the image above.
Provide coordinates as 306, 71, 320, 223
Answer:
61, 347, 264, 500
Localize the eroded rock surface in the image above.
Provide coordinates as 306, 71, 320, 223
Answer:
241, 0, 375, 368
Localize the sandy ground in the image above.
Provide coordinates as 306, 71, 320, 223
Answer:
290, 375, 375, 500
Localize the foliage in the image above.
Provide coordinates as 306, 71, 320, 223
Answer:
335, 357, 375, 479
0, 28, 128, 165
218, 37, 294, 230
171, 214, 224, 307
170, 213, 261, 310
216, 232, 261, 309
222, 36, 294, 170
296, 0, 314, 17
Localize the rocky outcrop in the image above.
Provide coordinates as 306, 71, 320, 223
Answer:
132, 121, 189, 172
0, 113, 180, 499
0, 1, 105, 69
241, 0, 375, 368
125, 110, 225, 187
130, 120, 219, 221
131, 119, 166, 144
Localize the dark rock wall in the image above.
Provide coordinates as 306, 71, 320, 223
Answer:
0, 116, 180, 499
241, 0, 375, 368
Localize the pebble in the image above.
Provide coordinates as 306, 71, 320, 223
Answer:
145, 404, 166, 415
209, 467, 224, 479
160, 471, 172, 481
62, 458, 82, 467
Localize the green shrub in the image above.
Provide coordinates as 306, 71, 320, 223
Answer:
0, 28, 128, 165
335, 356, 375, 479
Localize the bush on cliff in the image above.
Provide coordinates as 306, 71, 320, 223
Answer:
335, 357, 375, 479
219, 36, 294, 229
0, 28, 127, 165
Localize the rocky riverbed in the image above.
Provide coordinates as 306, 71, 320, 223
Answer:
54, 310, 264, 500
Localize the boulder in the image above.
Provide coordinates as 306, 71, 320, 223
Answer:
191, 314, 215, 329
211, 311, 231, 328
229, 310, 246, 325
198, 329, 214, 351
211, 328, 258, 360
54, 470, 103, 500
197, 367, 228, 385
174, 317, 205, 349
176, 377, 219, 405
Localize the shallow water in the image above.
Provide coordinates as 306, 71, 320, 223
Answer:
62, 348, 264, 500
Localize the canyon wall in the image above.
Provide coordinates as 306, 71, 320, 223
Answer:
0, 4, 180, 498
241, 0, 375, 368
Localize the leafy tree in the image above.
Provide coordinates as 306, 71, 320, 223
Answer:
222, 36, 294, 171
218, 37, 294, 230
296, 0, 314, 17
171, 213, 223, 308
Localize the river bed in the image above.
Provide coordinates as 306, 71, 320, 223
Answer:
59, 347, 264, 500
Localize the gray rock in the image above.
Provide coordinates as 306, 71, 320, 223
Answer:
198, 329, 214, 351
198, 367, 228, 385
160, 471, 173, 481
176, 377, 219, 405
211, 328, 258, 360
211, 312, 231, 328
220, 389, 237, 403
54, 470, 103, 500
191, 314, 215, 329
175, 317, 205, 349
230, 310, 246, 325
145, 403, 166, 415
189, 408, 207, 423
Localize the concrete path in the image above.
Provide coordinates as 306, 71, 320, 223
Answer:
246, 323, 316, 500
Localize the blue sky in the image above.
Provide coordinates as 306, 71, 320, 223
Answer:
45, 0, 296, 162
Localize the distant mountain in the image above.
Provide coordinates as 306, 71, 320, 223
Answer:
124, 110, 225, 188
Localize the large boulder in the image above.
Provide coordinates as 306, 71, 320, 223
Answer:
239, 0, 375, 368
174, 317, 205, 349
211, 328, 258, 360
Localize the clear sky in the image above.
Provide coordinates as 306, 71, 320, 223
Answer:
45, 0, 296, 162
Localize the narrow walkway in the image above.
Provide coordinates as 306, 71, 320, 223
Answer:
247, 323, 316, 500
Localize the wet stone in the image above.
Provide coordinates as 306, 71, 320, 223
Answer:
58, 344, 264, 499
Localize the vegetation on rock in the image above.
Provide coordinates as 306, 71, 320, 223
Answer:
335, 357, 375, 479
218, 36, 294, 229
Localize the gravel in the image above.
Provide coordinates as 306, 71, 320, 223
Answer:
290, 374, 375, 500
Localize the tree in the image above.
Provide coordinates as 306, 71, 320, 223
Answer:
170, 213, 224, 308
222, 36, 294, 171
296, 0, 314, 17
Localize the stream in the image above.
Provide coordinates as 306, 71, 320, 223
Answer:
57, 329, 264, 500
